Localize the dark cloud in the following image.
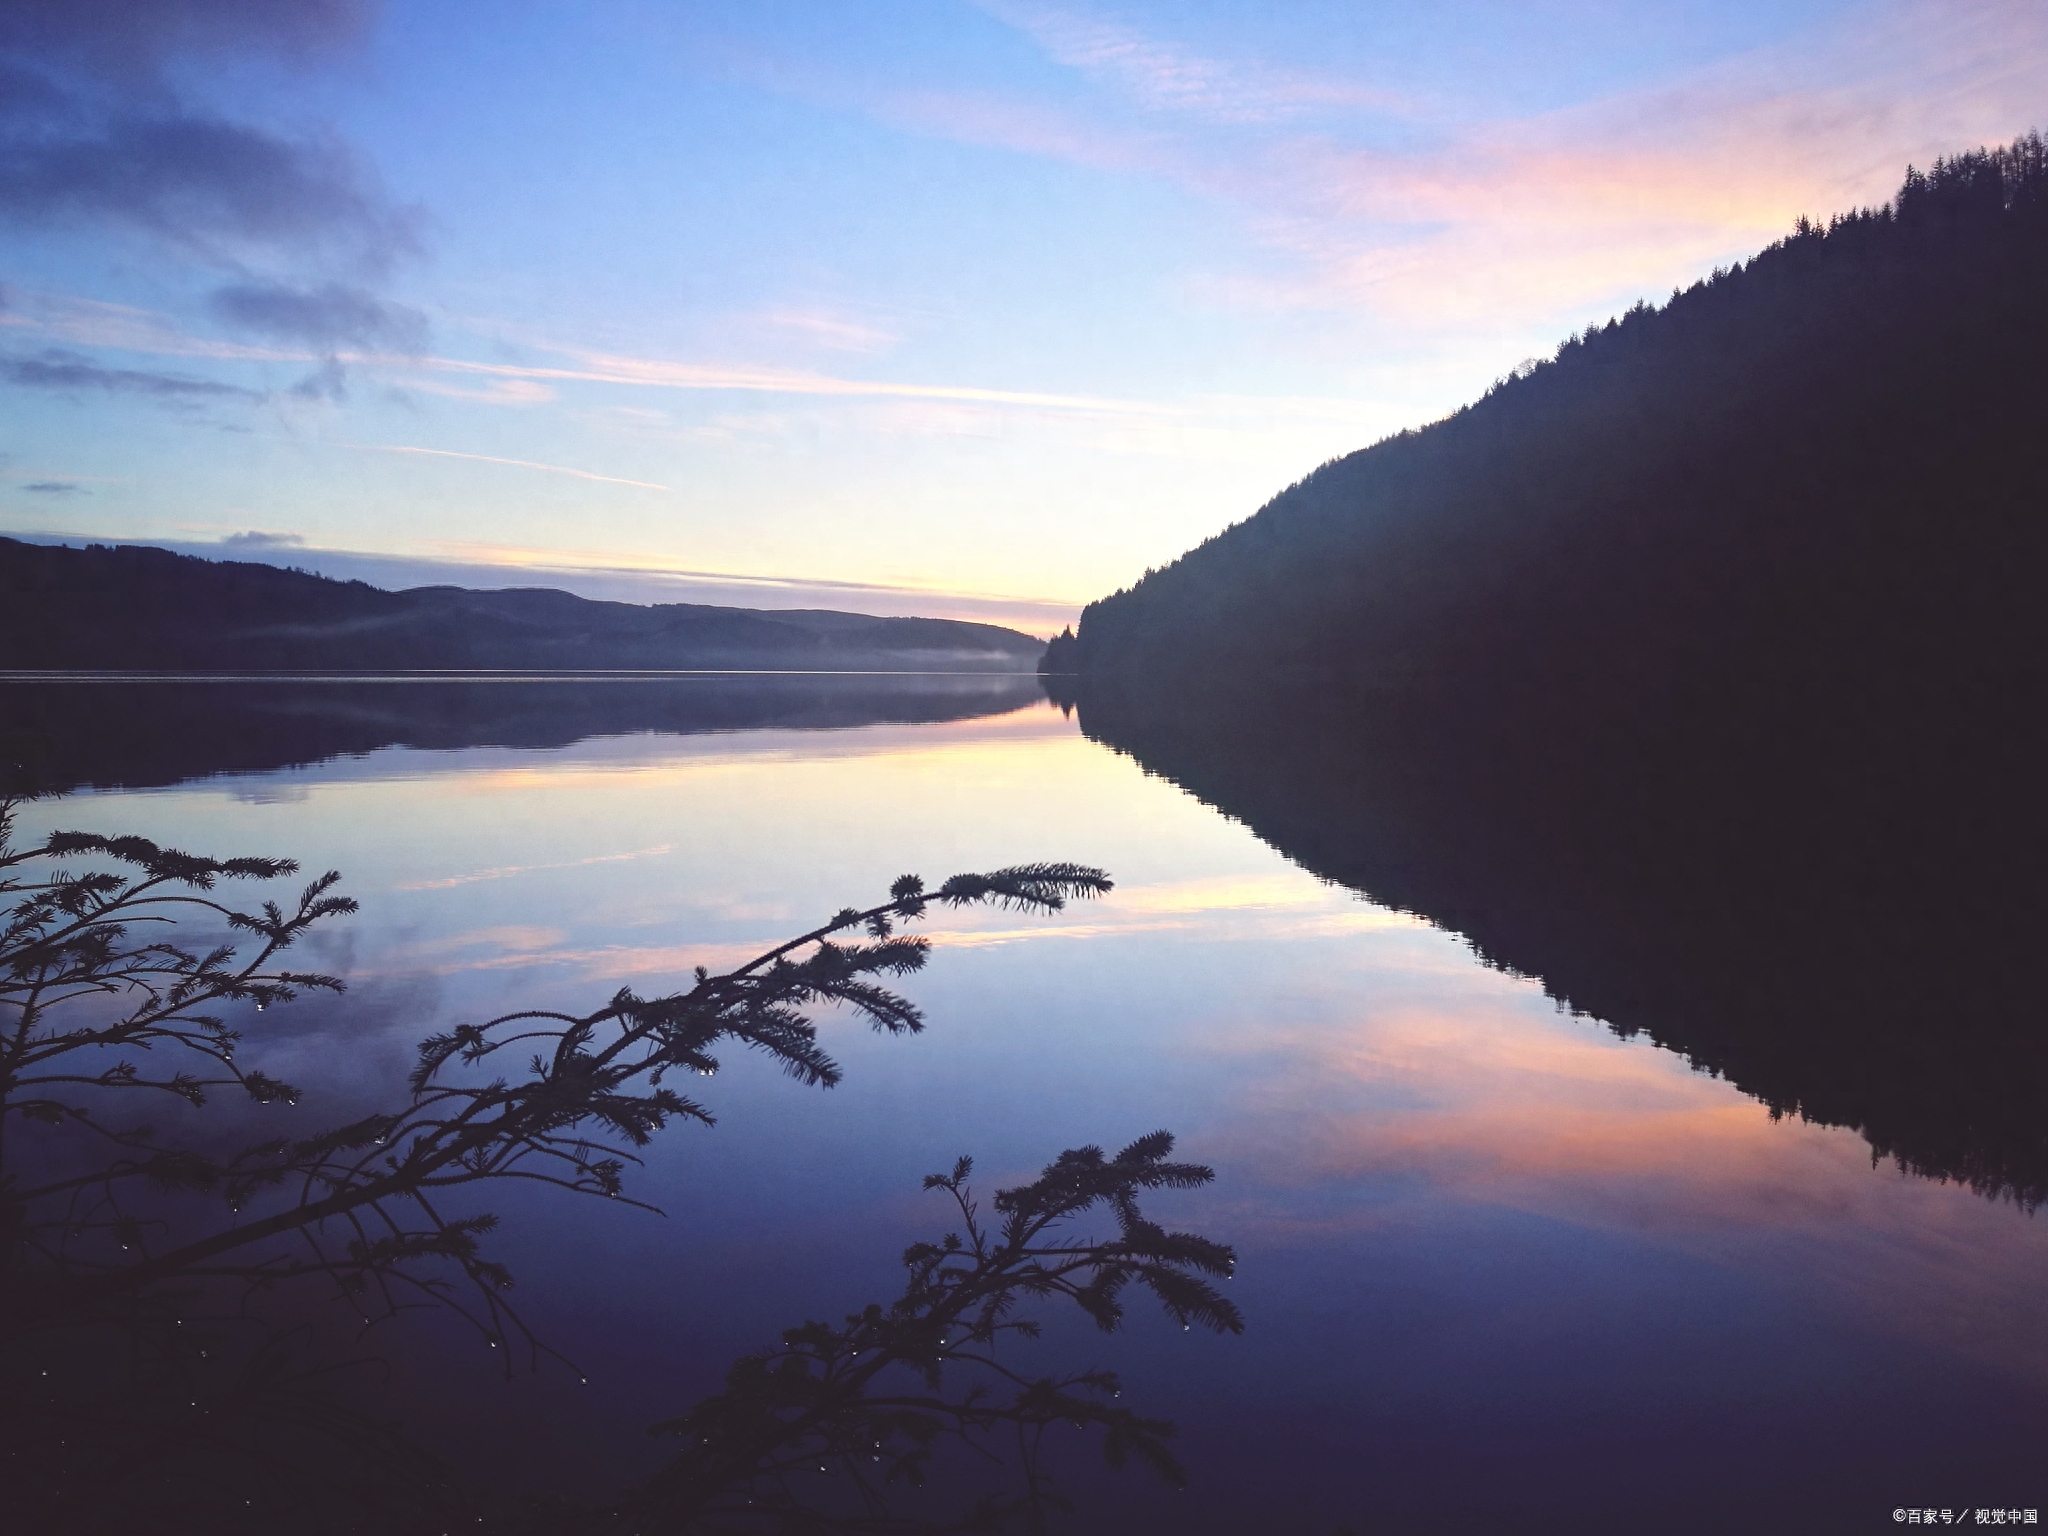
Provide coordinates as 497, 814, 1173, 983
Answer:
21, 479, 84, 494
0, 60, 73, 122
289, 356, 350, 401
222, 529, 304, 547
0, 107, 421, 272
0, 1, 380, 86
0, 347, 262, 400
0, 1, 417, 421
0, 0, 418, 289
210, 279, 425, 350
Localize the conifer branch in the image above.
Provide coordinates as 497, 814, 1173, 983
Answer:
605, 1132, 1240, 1534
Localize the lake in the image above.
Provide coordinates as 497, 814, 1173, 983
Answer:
5, 674, 2044, 1533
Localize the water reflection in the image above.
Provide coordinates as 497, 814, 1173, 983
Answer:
1070, 677, 2048, 1211
0, 672, 1046, 794
3, 679, 2042, 1531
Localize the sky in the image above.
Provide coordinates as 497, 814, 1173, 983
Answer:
2, 0, 2044, 633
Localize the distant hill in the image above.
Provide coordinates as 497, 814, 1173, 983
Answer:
1066, 134, 2048, 731
0, 539, 1046, 672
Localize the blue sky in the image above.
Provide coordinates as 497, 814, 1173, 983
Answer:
3, 0, 2043, 631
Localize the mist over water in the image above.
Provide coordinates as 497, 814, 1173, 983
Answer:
7, 676, 2045, 1531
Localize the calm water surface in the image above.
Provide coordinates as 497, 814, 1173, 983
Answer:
13, 679, 2045, 1532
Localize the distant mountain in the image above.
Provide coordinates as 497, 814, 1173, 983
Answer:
1067, 134, 2048, 733
0, 539, 1047, 672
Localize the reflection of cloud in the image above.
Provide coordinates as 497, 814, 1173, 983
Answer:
393, 842, 675, 891
1113, 870, 1352, 915
362, 925, 571, 978
917, 906, 1422, 950
903, 874, 1429, 951
364, 868, 1412, 982
1193, 999, 2048, 1380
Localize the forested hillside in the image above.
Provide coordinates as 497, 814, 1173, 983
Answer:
0, 539, 1045, 671
1060, 137, 2048, 1200
1067, 135, 2048, 735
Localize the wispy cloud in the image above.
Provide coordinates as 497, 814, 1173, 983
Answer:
1, 288, 309, 362
1212, 0, 2048, 325
412, 538, 1083, 609
877, 0, 2048, 339
4, 288, 1154, 418
753, 307, 898, 354
400, 375, 557, 405
21, 479, 83, 494
876, 88, 1163, 174
339, 441, 671, 491
31, 527, 1092, 629
0, 346, 261, 400
210, 279, 427, 352
0, 285, 1388, 450
407, 347, 1155, 415
977, 0, 1408, 125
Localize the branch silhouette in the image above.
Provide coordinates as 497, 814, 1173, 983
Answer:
3, 796, 1240, 1532
605, 1134, 1242, 1534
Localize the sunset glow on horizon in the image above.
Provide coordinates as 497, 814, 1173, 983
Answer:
5, 0, 2045, 624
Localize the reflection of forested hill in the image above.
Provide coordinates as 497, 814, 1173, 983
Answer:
0, 539, 1045, 672
0, 675, 1045, 794
1058, 137, 2048, 1208
1075, 679, 2045, 1209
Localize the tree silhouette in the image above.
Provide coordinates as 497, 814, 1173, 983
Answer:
605, 1135, 1241, 1534
0, 794, 1237, 1532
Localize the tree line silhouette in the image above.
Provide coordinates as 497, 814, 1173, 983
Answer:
1067, 133, 2047, 730
0, 539, 1045, 673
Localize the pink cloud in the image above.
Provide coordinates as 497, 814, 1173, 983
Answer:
1202, 0, 2048, 325
752, 306, 899, 354
878, 86, 1165, 174
1189, 1001, 2048, 1379
863, 0, 2048, 338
